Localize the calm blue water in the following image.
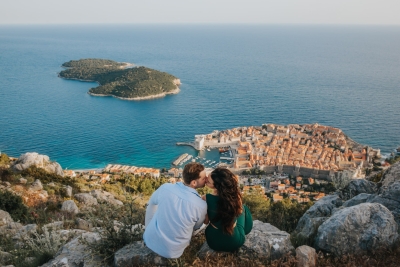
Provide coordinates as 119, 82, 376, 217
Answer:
0, 25, 399, 169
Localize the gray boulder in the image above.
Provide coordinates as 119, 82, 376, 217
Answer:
0, 251, 12, 265
63, 186, 73, 198
337, 179, 377, 201
30, 179, 43, 191
366, 181, 400, 226
61, 200, 79, 214
114, 241, 168, 267
296, 245, 316, 267
12, 224, 37, 241
343, 193, 372, 207
90, 190, 123, 206
40, 232, 107, 267
19, 178, 27, 184
74, 193, 98, 206
379, 160, 400, 188
315, 203, 398, 256
12, 152, 63, 176
0, 210, 13, 226
198, 220, 294, 261
293, 195, 342, 242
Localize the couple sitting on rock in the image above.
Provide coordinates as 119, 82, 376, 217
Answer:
143, 162, 253, 258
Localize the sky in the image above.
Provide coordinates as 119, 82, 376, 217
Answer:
1, 0, 400, 25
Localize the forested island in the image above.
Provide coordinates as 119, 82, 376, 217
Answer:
59, 58, 181, 100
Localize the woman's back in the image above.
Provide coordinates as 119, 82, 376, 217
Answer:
205, 194, 253, 252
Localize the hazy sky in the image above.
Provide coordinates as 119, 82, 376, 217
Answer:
1, 0, 400, 25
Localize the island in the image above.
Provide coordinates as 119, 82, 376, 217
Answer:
59, 58, 181, 100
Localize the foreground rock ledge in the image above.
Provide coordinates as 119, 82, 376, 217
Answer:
315, 202, 398, 256
198, 220, 294, 260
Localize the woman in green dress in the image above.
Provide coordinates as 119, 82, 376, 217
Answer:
202, 167, 253, 252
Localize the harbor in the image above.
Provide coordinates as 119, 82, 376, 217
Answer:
172, 146, 234, 168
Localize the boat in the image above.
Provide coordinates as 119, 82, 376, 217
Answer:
219, 147, 229, 153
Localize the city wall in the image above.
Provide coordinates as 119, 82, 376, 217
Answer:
254, 164, 357, 181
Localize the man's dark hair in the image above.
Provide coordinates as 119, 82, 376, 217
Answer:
182, 162, 204, 185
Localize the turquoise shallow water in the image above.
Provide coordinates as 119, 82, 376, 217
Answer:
0, 25, 399, 169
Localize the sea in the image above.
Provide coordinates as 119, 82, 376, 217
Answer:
0, 24, 399, 170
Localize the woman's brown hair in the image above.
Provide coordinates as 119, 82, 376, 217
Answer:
210, 167, 242, 235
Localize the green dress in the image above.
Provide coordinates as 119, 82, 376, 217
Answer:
205, 194, 253, 252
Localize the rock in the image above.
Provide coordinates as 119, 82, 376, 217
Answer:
74, 193, 98, 206
63, 186, 72, 198
343, 193, 372, 207
0, 221, 23, 236
296, 245, 316, 267
366, 181, 400, 226
337, 179, 377, 201
19, 178, 27, 184
48, 182, 56, 187
3, 182, 10, 187
315, 203, 398, 256
0, 210, 13, 226
293, 195, 342, 242
75, 218, 92, 231
380, 161, 400, 188
114, 241, 168, 267
0, 251, 12, 265
40, 232, 107, 267
61, 200, 79, 214
198, 220, 294, 261
30, 179, 43, 191
90, 190, 123, 206
12, 224, 37, 240
12, 152, 64, 177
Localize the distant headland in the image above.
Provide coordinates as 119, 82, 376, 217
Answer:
59, 58, 181, 100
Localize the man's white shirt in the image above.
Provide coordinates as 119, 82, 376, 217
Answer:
143, 182, 207, 258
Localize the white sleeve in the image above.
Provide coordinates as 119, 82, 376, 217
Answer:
193, 206, 207, 230
145, 187, 161, 227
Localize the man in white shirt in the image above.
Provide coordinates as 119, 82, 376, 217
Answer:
143, 162, 207, 258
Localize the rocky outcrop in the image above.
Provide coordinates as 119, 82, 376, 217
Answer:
74, 193, 98, 206
296, 245, 316, 267
366, 181, 400, 225
342, 193, 372, 207
293, 195, 342, 242
379, 161, 400, 188
315, 203, 398, 256
198, 220, 294, 261
337, 179, 377, 201
294, 163, 400, 255
61, 200, 79, 214
12, 152, 63, 177
114, 241, 168, 267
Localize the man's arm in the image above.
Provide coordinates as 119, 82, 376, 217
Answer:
145, 187, 161, 227
193, 205, 207, 230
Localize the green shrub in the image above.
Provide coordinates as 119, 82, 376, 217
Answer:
0, 190, 29, 223
0, 167, 15, 182
83, 198, 145, 264
0, 153, 10, 166
21, 166, 72, 185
